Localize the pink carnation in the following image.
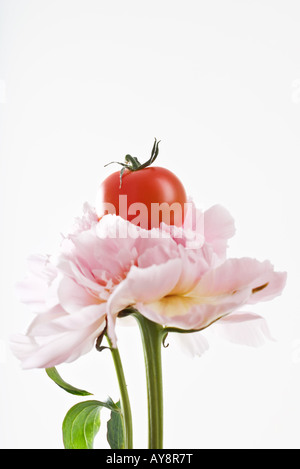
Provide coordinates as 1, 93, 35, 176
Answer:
11, 203, 286, 369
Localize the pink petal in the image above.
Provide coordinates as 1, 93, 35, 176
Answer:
171, 331, 209, 357
136, 288, 249, 331
204, 205, 235, 260
133, 257, 285, 332
213, 311, 275, 347
137, 244, 179, 269
57, 276, 98, 313
171, 245, 211, 295
107, 258, 183, 317
190, 257, 275, 298
10, 334, 40, 363
248, 270, 287, 304
11, 319, 106, 369
57, 257, 103, 293
183, 200, 204, 232
160, 201, 205, 249
106, 258, 183, 346
68, 218, 138, 284
15, 255, 58, 313
27, 254, 56, 279
15, 277, 49, 312
71, 202, 99, 234
27, 306, 66, 336
28, 304, 106, 336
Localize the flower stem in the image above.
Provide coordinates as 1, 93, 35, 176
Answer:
106, 335, 133, 449
133, 313, 164, 449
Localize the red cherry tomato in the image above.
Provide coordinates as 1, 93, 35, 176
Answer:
97, 166, 187, 230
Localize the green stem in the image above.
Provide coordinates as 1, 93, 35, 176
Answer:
133, 313, 164, 449
106, 335, 133, 449
104, 138, 161, 188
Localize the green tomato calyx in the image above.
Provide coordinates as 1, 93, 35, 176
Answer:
104, 138, 161, 188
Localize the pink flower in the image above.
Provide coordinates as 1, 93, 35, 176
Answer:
11, 203, 287, 369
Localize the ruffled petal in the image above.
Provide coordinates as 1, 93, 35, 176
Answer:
15, 254, 58, 313
28, 304, 106, 336
133, 257, 286, 332
135, 287, 249, 330
107, 258, 183, 316
10, 319, 106, 369
57, 276, 99, 313
27, 305, 66, 336
248, 271, 287, 304
190, 257, 281, 299
71, 202, 99, 234
171, 245, 211, 295
15, 277, 50, 313
203, 204, 235, 260
213, 311, 275, 347
106, 258, 183, 346
171, 331, 209, 358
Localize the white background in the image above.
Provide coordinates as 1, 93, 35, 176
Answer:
0, 0, 300, 449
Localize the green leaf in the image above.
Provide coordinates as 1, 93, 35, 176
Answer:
107, 400, 125, 449
45, 367, 92, 396
62, 400, 102, 449
62, 398, 121, 449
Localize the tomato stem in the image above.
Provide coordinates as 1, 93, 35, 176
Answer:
104, 138, 161, 188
